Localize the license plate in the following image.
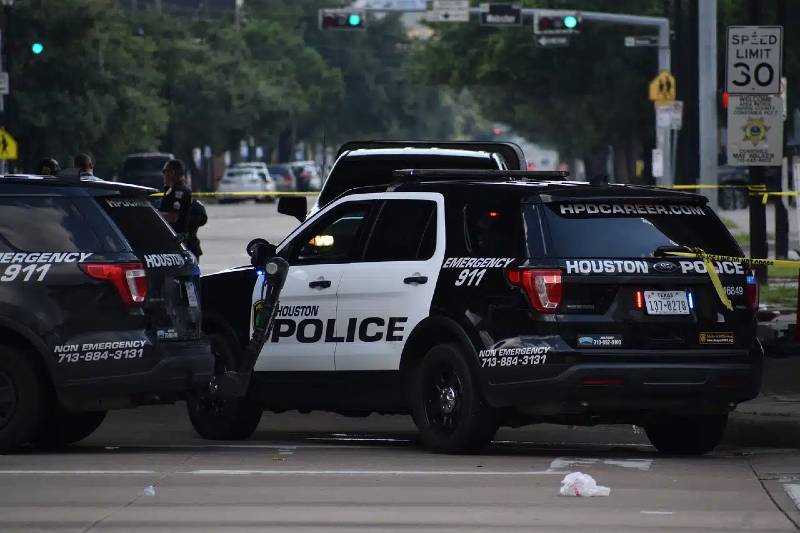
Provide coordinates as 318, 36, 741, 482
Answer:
185, 281, 199, 307
644, 290, 689, 315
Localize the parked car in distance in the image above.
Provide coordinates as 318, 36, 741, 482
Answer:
267, 164, 298, 193
217, 168, 275, 203
718, 166, 750, 211
289, 160, 322, 192
118, 153, 174, 189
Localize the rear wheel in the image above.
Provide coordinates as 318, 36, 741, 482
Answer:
0, 344, 46, 452
410, 343, 497, 453
187, 333, 263, 440
34, 409, 106, 448
645, 413, 728, 455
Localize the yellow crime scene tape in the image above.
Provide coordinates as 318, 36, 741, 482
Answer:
150, 191, 318, 198
664, 249, 800, 311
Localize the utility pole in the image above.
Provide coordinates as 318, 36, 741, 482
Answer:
697, 0, 717, 209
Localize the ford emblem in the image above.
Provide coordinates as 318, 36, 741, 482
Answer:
653, 261, 677, 273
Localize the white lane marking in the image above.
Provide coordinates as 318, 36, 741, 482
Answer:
641, 511, 674, 515
0, 470, 155, 475
182, 469, 562, 476
784, 484, 800, 511
605, 459, 653, 471
548, 457, 653, 473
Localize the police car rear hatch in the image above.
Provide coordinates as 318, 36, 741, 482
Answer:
527, 196, 756, 351
98, 195, 201, 341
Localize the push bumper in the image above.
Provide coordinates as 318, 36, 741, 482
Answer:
57, 338, 214, 410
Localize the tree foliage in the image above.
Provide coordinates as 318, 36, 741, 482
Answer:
412, 0, 666, 165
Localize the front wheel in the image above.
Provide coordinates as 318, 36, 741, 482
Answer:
187, 333, 262, 440
645, 413, 728, 455
0, 344, 46, 452
410, 343, 497, 454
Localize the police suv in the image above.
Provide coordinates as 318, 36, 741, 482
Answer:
0, 174, 212, 450
197, 169, 761, 454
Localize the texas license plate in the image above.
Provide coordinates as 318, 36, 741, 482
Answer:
644, 290, 689, 315
185, 282, 199, 307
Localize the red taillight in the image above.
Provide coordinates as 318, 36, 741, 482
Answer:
746, 272, 759, 310
81, 262, 148, 305
506, 268, 562, 312
634, 290, 644, 310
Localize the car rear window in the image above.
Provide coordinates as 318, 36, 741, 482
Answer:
99, 197, 182, 254
318, 155, 497, 207
538, 201, 741, 258
0, 196, 104, 252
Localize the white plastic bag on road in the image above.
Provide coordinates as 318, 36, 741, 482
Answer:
559, 472, 610, 497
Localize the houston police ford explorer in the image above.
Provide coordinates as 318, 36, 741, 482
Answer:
0, 174, 212, 451
198, 169, 761, 454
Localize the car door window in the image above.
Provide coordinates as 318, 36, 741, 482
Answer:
363, 199, 437, 262
290, 201, 374, 265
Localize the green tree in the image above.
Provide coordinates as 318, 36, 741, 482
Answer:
412, 0, 666, 181
9, 0, 167, 175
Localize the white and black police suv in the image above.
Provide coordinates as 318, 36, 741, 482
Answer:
0, 174, 213, 451
197, 168, 762, 454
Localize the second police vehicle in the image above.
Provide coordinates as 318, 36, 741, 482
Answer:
196, 143, 761, 454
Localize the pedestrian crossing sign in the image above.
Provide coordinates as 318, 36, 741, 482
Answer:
0, 129, 17, 160
649, 71, 676, 103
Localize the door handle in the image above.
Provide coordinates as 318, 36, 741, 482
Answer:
404, 276, 428, 285
308, 279, 332, 289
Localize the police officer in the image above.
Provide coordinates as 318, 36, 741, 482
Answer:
160, 159, 192, 238
74, 153, 97, 179
39, 158, 60, 176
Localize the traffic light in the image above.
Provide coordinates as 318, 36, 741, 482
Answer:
318, 9, 366, 31
31, 41, 44, 55
534, 11, 581, 34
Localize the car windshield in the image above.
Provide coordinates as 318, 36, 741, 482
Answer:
122, 157, 170, 175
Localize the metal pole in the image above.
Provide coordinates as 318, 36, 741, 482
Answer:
698, 0, 718, 208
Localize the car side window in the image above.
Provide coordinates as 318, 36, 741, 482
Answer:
290, 201, 374, 265
463, 203, 524, 257
363, 199, 437, 262
0, 196, 103, 252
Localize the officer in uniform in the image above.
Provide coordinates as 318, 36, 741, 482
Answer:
159, 159, 192, 238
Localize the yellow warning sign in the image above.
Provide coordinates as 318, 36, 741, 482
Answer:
649, 71, 676, 103
0, 129, 18, 160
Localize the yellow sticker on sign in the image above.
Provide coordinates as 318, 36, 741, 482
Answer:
0, 128, 18, 160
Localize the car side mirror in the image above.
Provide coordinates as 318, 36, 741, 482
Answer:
278, 196, 307, 222
247, 238, 277, 268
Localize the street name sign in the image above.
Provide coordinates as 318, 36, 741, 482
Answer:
479, 3, 522, 27
727, 94, 783, 166
431, 0, 470, 22
535, 35, 570, 48
365, 0, 427, 11
624, 35, 658, 47
726, 26, 782, 94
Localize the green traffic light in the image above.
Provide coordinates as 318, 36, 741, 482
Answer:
31, 42, 44, 55
347, 13, 361, 26
563, 15, 578, 29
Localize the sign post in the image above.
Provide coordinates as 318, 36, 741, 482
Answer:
726, 25, 784, 279
649, 71, 676, 186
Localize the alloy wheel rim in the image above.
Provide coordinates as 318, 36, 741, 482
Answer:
424, 364, 462, 435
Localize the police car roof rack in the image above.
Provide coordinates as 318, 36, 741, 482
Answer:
391, 168, 569, 187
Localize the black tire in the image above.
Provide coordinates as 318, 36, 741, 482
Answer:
645, 413, 728, 455
410, 343, 497, 453
34, 409, 106, 448
0, 344, 46, 452
187, 333, 263, 440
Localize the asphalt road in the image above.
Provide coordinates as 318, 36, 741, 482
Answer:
3, 200, 800, 532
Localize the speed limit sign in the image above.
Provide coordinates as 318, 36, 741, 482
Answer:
727, 26, 782, 94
